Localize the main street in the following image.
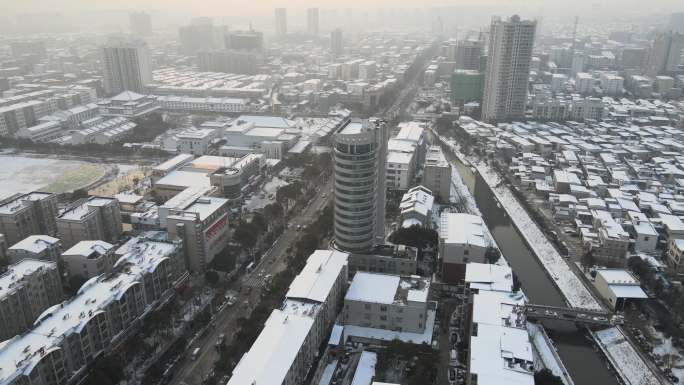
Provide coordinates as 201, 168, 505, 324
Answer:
167, 177, 334, 385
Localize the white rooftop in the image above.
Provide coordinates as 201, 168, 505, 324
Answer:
0, 259, 56, 299
439, 213, 487, 248
0, 237, 179, 384
8, 235, 59, 254
286, 249, 348, 303
351, 351, 377, 385
226, 309, 315, 385
62, 240, 114, 258
346, 272, 399, 304
346, 272, 429, 305
465, 263, 514, 292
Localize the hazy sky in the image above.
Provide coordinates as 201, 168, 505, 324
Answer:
5, 0, 681, 15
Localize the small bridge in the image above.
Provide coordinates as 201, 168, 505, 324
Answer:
521, 304, 624, 326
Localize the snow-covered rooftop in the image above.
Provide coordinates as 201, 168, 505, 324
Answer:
285, 249, 348, 303
439, 212, 487, 248
345, 272, 429, 305
8, 235, 59, 254
0, 259, 56, 299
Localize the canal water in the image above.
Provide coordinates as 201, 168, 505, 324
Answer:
452, 156, 619, 385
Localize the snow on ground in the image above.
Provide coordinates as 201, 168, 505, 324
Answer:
438, 136, 601, 310
651, 331, 684, 385
595, 327, 661, 385
244, 176, 289, 211
0, 155, 111, 198
528, 322, 575, 385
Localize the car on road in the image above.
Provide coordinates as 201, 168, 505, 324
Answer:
191, 348, 200, 360
296, 225, 302, 231
215, 334, 225, 349
226, 296, 237, 306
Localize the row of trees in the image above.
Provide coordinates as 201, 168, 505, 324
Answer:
628, 256, 684, 341
214, 204, 334, 377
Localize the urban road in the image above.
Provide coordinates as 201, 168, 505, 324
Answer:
168, 178, 333, 385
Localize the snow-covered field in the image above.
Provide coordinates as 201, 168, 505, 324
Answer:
0, 155, 111, 198
439, 136, 602, 310
595, 328, 661, 385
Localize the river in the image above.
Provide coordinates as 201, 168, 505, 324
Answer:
450, 151, 620, 385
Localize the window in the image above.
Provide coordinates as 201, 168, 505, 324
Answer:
364, 313, 371, 319
364, 303, 371, 310
464, 249, 469, 256
380, 306, 387, 312
380, 315, 387, 321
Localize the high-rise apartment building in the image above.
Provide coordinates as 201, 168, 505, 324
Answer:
129, 12, 152, 37
0, 192, 58, 245
102, 38, 152, 95
455, 39, 484, 71
670, 12, 684, 34
645, 31, 684, 76
275, 8, 287, 37
56, 197, 123, 248
333, 118, 386, 252
179, 20, 226, 55
423, 146, 452, 203
0, 259, 63, 340
331, 28, 344, 57
482, 15, 536, 123
307, 8, 319, 36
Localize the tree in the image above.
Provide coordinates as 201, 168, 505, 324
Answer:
484, 246, 501, 264
388, 225, 438, 250
534, 369, 564, 385
66, 274, 87, 296
263, 202, 284, 224
233, 221, 258, 251
205, 270, 220, 286
251, 212, 267, 233
580, 249, 596, 272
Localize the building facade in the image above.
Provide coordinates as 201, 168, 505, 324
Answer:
102, 38, 153, 95
0, 259, 63, 341
56, 197, 123, 248
0, 192, 58, 245
482, 15, 536, 122
333, 119, 386, 252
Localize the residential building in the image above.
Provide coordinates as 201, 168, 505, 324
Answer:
454, 39, 483, 71
439, 213, 488, 283
575, 72, 594, 94
399, 186, 434, 228
465, 264, 534, 385
342, 272, 430, 333
593, 269, 647, 311
197, 50, 264, 75
0, 100, 50, 137
667, 238, 684, 273
102, 37, 153, 94
61, 240, 116, 279
56, 197, 123, 248
645, 31, 684, 76
0, 259, 62, 341
331, 28, 344, 57
7, 235, 61, 263
227, 250, 348, 385
423, 146, 451, 203
166, 195, 230, 272
178, 19, 226, 55
275, 8, 287, 37
156, 95, 247, 114
482, 15, 536, 122
0, 192, 58, 245
451, 70, 484, 106
333, 119, 387, 252
307, 8, 319, 36
0, 234, 187, 385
